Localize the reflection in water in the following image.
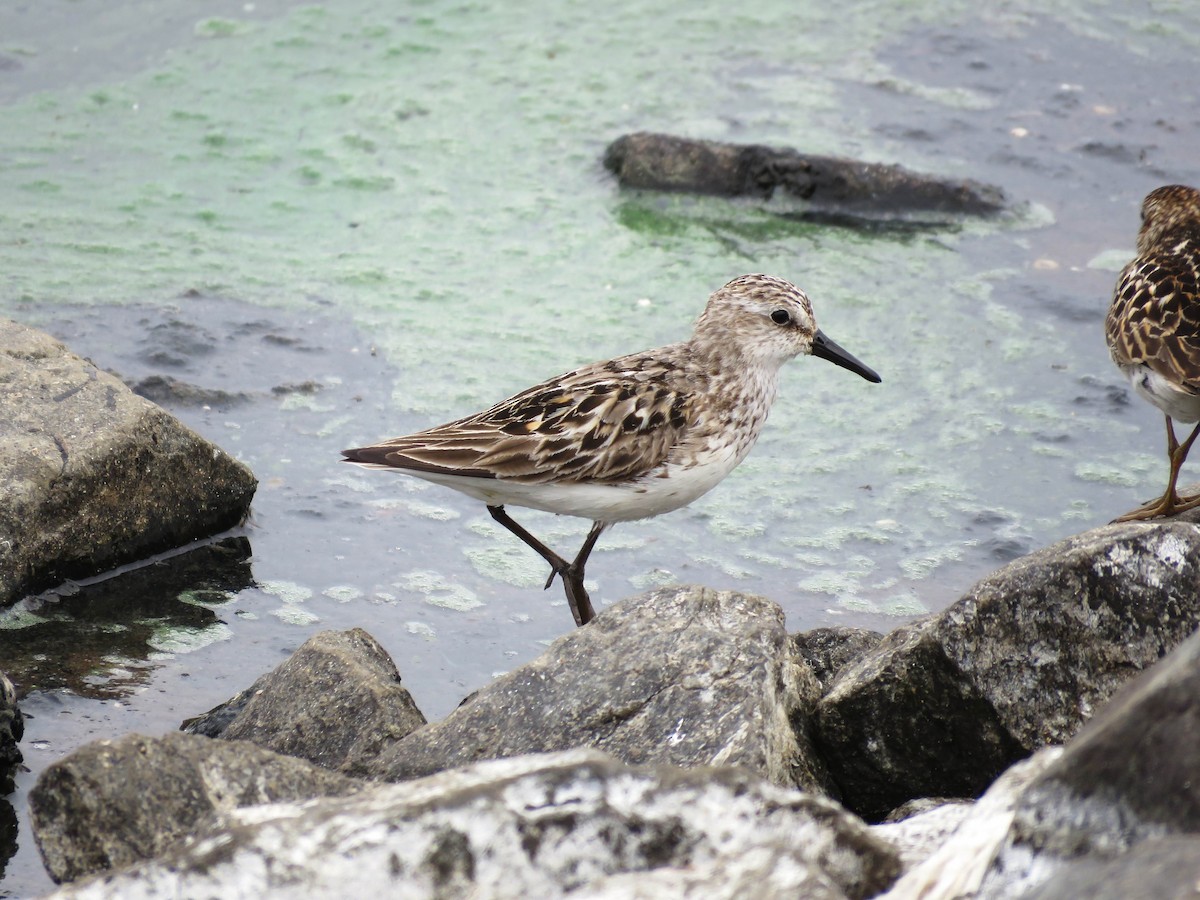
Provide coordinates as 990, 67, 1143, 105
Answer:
0, 537, 253, 699
0, 797, 15, 882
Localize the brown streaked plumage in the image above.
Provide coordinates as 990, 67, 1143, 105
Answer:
344, 274, 881, 627
1105, 184, 1200, 520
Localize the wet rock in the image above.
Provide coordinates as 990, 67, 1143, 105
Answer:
42, 750, 902, 900
976, 627, 1200, 898
29, 730, 363, 884
369, 586, 835, 795
0, 319, 257, 607
127, 373, 250, 408
0, 671, 21, 791
182, 628, 427, 776
816, 520, 1200, 820
792, 626, 884, 691
603, 132, 1006, 215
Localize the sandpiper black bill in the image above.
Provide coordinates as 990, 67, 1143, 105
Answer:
811, 329, 882, 383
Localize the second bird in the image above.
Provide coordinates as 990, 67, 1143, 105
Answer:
344, 273, 881, 627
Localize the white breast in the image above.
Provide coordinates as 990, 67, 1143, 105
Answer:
388, 445, 744, 524
1126, 364, 1200, 423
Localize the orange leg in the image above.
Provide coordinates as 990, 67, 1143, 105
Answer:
1114, 417, 1200, 522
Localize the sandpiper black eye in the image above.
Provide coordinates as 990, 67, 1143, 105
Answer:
770, 309, 791, 325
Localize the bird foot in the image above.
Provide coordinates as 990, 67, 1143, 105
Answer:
1112, 491, 1200, 523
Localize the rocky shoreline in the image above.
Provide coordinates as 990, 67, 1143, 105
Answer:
5, 317, 1200, 898
22, 513, 1200, 898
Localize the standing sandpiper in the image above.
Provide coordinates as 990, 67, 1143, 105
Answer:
1106, 184, 1200, 521
344, 274, 881, 626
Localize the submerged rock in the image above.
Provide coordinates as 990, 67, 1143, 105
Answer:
0, 319, 257, 607
367, 585, 835, 795
41, 750, 901, 900
603, 132, 1006, 215
29, 731, 363, 884
182, 628, 427, 776
815, 519, 1200, 820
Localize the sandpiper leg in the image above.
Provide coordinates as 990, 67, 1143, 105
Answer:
1113, 418, 1200, 521
487, 505, 601, 626
560, 521, 606, 626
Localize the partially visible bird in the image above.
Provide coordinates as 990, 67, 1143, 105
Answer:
344, 274, 881, 626
1105, 184, 1200, 521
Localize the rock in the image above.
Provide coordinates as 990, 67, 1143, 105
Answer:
0, 319, 257, 607
182, 628, 427, 776
29, 730, 363, 884
602, 132, 1006, 215
792, 626, 884, 691
975, 627, 1200, 898
877, 748, 1061, 900
0, 671, 20, 796
127, 373, 251, 408
1018, 836, 1200, 900
42, 750, 902, 900
871, 801, 973, 873
367, 586, 835, 795
816, 520, 1200, 820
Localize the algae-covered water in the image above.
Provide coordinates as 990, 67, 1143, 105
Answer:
3, 1, 1200, 894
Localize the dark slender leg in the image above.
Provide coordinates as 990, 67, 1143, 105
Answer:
487, 506, 604, 626
1114, 418, 1200, 521
562, 521, 606, 626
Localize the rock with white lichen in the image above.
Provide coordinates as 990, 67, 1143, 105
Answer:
815, 514, 1200, 821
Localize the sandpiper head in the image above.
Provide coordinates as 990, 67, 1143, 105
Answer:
694, 274, 881, 382
1136, 184, 1200, 254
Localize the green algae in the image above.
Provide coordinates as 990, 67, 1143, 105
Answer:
0, 0, 1196, 615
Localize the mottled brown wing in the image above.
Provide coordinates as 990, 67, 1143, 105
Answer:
345, 350, 694, 484
1106, 250, 1200, 391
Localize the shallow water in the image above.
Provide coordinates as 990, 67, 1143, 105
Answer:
3, 1, 1200, 894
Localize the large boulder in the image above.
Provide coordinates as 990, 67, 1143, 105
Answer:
0, 318, 256, 606
367, 585, 834, 794
42, 750, 902, 900
816, 519, 1200, 820
29, 731, 363, 884
976, 626, 1200, 898
182, 628, 427, 776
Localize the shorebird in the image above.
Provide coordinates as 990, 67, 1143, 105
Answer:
1106, 184, 1200, 521
344, 274, 881, 625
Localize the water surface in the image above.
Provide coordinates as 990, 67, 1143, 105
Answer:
2, 1, 1200, 895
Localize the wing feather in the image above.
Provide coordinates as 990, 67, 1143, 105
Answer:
343, 348, 696, 485
1106, 247, 1200, 392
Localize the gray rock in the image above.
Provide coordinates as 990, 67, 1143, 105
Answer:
877, 748, 1062, 900
0, 671, 20, 788
792, 626, 884, 691
1019, 836, 1200, 900
43, 750, 902, 900
871, 801, 973, 872
816, 520, 1200, 819
0, 319, 257, 606
977, 627, 1200, 898
30, 730, 363, 884
603, 132, 1006, 215
183, 628, 427, 775
368, 585, 835, 794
